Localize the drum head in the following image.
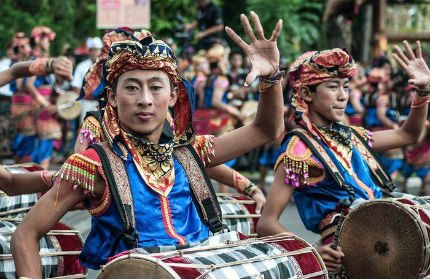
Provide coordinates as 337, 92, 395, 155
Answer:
339, 200, 426, 278
97, 254, 178, 279
56, 91, 82, 120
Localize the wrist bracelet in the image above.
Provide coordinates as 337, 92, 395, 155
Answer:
418, 88, 430, 97
40, 171, 51, 188
46, 58, 54, 74
411, 95, 430, 108
29, 58, 48, 76
259, 69, 285, 85
242, 183, 258, 197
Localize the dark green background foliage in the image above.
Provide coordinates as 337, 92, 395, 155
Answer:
0, 0, 323, 61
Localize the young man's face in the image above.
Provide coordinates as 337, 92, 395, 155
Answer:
306, 77, 350, 126
109, 69, 177, 142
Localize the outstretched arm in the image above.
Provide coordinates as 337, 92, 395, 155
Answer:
372, 41, 430, 153
11, 180, 87, 278
209, 12, 284, 166
12, 169, 105, 278
0, 166, 53, 196
0, 56, 73, 87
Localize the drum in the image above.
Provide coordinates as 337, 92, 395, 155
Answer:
217, 194, 260, 236
97, 232, 328, 279
0, 163, 43, 218
0, 220, 86, 278
56, 91, 82, 120
339, 195, 430, 278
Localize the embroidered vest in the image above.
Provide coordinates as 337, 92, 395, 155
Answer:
283, 125, 396, 200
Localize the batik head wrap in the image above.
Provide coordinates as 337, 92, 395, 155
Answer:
100, 35, 195, 145
288, 48, 357, 133
79, 27, 144, 100
30, 26, 56, 42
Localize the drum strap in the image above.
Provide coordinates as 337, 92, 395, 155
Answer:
174, 145, 224, 234
90, 143, 138, 253
349, 127, 396, 192
285, 129, 355, 201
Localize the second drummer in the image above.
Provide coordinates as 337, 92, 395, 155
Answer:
257, 41, 430, 272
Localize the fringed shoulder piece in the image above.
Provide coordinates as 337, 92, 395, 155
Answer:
78, 116, 103, 145
190, 135, 215, 166
57, 148, 102, 196
275, 135, 325, 187
349, 125, 374, 148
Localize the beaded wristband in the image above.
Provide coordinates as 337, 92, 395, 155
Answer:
259, 69, 285, 92
259, 69, 285, 84
29, 58, 48, 76
242, 183, 258, 197
417, 88, 430, 97
46, 58, 54, 74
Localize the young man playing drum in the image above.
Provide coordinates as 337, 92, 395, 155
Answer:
11, 12, 285, 277
0, 28, 265, 213
257, 41, 430, 272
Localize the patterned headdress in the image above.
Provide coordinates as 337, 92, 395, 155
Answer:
79, 27, 139, 100
288, 48, 357, 132
31, 26, 56, 42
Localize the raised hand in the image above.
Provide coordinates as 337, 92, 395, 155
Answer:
52, 56, 73, 81
393, 41, 430, 90
225, 11, 282, 85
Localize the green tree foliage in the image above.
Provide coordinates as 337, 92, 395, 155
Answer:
0, 0, 102, 56
246, 0, 323, 63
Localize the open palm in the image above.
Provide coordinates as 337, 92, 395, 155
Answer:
393, 41, 430, 90
225, 11, 282, 85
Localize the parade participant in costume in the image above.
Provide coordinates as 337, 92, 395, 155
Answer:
364, 67, 403, 179
29, 26, 62, 169
257, 41, 430, 272
188, 51, 210, 108
0, 53, 72, 189
30, 26, 56, 58
344, 64, 365, 126
400, 85, 430, 195
12, 12, 284, 277
71, 37, 103, 122
0, 28, 265, 212
9, 32, 42, 163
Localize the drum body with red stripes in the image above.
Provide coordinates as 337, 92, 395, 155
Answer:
0, 164, 43, 218
97, 232, 328, 279
217, 194, 260, 236
339, 194, 430, 278
0, 220, 86, 278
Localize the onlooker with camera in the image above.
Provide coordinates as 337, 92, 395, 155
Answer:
185, 0, 224, 50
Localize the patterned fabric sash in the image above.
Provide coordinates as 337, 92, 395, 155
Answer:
173, 145, 223, 233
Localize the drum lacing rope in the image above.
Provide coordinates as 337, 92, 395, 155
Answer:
161, 247, 320, 279
391, 199, 430, 278
153, 235, 297, 260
